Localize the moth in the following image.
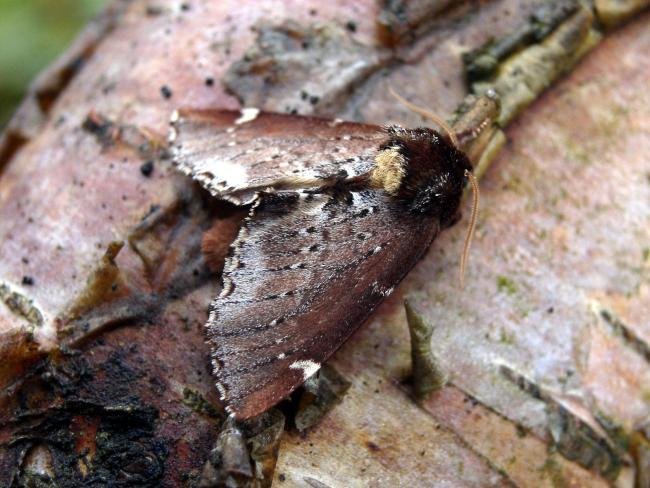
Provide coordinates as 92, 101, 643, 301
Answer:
169, 99, 488, 420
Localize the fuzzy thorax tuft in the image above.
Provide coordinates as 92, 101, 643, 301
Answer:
370, 146, 407, 195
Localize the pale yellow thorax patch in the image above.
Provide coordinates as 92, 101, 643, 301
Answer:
371, 147, 406, 195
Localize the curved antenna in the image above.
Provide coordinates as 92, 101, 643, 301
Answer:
389, 87, 459, 147
460, 170, 479, 288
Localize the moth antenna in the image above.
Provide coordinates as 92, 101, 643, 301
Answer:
389, 87, 459, 147
460, 170, 479, 288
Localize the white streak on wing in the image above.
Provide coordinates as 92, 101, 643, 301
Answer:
235, 107, 260, 125
289, 360, 321, 380
197, 159, 249, 188
341, 163, 358, 176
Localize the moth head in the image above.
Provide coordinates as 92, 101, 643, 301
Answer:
372, 126, 472, 225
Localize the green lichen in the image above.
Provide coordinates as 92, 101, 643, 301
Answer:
642, 389, 650, 403
565, 139, 592, 165
496, 276, 517, 295
499, 328, 516, 345
182, 387, 222, 419
515, 424, 529, 438
539, 456, 569, 487
0, 282, 44, 326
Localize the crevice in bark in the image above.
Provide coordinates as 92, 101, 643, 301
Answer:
223, 20, 392, 118
499, 363, 626, 479
592, 302, 650, 365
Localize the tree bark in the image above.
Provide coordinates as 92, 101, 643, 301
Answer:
1, 0, 649, 486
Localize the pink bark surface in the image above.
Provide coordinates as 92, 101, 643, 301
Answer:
0, 1, 648, 485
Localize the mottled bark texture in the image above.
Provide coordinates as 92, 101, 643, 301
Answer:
1, 0, 649, 486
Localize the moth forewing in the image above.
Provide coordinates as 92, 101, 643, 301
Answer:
170, 109, 382, 204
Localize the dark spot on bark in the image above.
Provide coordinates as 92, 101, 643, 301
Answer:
82, 112, 114, 142
22, 276, 34, 286
345, 21, 357, 32
140, 160, 154, 177
205, 77, 214, 86
160, 85, 173, 99
146, 6, 163, 16
366, 441, 380, 452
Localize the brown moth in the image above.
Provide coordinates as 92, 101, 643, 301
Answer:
170, 107, 476, 420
